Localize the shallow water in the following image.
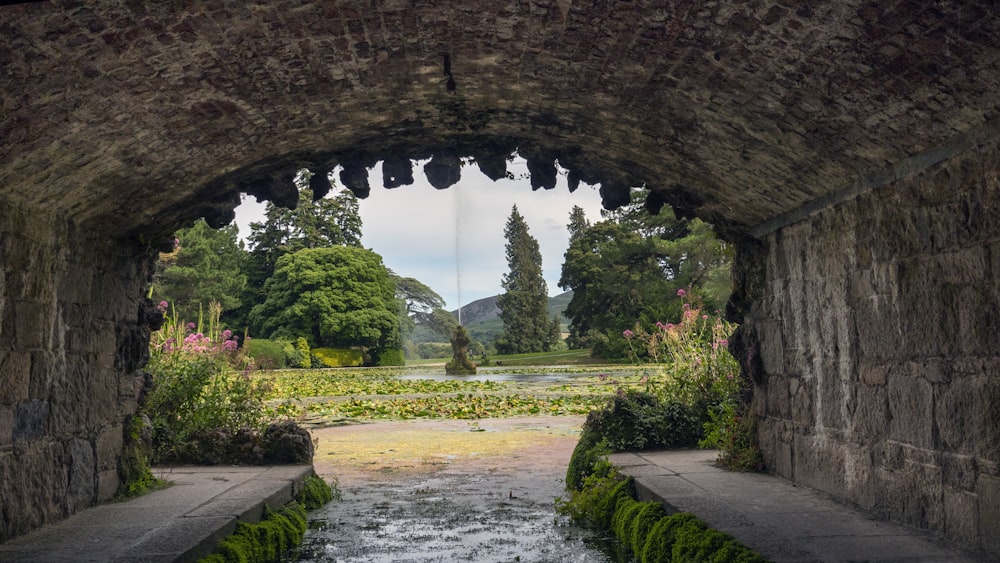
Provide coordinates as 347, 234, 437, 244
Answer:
394, 367, 627, 384
298, 467, 613, 562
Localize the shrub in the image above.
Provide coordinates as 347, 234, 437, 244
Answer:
375, 348, 405, 366
699, 402, 764, 472
282, 337, 312, 369
312, 347, 364, 367
245, 338, 287, 369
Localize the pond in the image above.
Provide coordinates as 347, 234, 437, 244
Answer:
301, 416, 616, 562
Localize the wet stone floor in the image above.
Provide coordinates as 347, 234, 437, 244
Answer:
301, 417, 614, 562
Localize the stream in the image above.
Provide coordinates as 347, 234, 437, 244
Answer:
300, 416, 615, 562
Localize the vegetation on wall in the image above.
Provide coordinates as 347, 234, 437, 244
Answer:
558, 447, 766, 563
197, 475, 338, 563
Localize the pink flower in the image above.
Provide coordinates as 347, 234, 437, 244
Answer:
677, 288, 686, 297
666, 323, 674, 330
186, 322, 196, 331
718, 339, 728, 347
157, 301, 168, 313
683, 303, 690, 310
221, 329, 233, 340
702, 314, 709, 320
223, 340, 238, 352
623, 329, 635, 338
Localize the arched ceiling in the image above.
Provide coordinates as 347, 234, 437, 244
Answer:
1, 1, 998, 240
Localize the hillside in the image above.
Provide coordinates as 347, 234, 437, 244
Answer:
452, 291, 573, 343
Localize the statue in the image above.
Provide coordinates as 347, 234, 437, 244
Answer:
445, 325, 477, 375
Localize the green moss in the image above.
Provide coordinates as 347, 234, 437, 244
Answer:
115, 415, 168, 501
629, 501, 667, 556
297, 475, 339, 510
559, 445, 768, 563
198, 474, 338, 563
199, 503, 307, 563
639, 513, 703, 563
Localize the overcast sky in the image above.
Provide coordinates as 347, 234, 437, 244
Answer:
234, 158, 607, 311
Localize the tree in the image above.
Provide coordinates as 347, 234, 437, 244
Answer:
495, 205, 557, 354
566, 205, 591, 244
152, 219, 246, 321
559, 190, 732, 358
249, 247, 400, 360
237, 172, 363, 332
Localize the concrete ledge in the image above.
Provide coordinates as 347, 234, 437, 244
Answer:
611, 450, 990, 563
0, 464, 314, 563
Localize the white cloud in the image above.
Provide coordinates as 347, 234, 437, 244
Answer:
234, 157, 606, 310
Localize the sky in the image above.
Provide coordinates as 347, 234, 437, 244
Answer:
234, 158, 608, 311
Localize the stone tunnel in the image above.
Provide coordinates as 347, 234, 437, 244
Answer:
1, 0, 998, 554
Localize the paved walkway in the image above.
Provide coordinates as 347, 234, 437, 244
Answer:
610, 450, 992, 563
0, 465, 313, 563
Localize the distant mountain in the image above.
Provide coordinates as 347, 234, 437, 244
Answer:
452, 295, 500, 326
451, 291, 574, 342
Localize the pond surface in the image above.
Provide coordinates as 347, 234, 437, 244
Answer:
297, 470, 612, 562
394, 366, 633, 384
302, 416, 615, 562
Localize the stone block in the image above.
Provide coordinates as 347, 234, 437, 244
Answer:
789, 376, 814, 428
976, 473, 1000, 554
97, 468, 120, 502
0, 351, 31, 404
851, 384, 888, 441
792, 433, 846, 496
66, 437, 95, 512
758, 320, 784, 375
28, 351, 61, 400
943, 488, 979, 546
940, 452, 978, 492
14, 300, 50, 351
975, 376, 1000, 461
12, 400, 48, 442
0, 406, 12, 446
886, 368, 934, 449
96, 424, 123, 472
56, 261, 93, 305
935, 376, 978, 454
765, 374, 790, 419
900, 460, 945, 532
858, 362, 888, 385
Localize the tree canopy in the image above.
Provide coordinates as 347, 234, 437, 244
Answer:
249, 246, 400, 356
559, 190, 732, 357
152, 219, 246, 321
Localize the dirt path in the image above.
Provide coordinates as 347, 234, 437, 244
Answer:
300, 415, 613, 562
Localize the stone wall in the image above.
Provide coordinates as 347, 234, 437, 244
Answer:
744, 142, 1000, 554
0, 200, 153, 541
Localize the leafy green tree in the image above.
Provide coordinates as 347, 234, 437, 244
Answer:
559, 190, 732, 358
152, 219, 246, 321
237, 172, 363, 332
249, 247, 400, 360
495, 205, 557, 354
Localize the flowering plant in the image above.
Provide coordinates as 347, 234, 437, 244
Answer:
622, 289, 739, 410
144, 300, 271, 464
619, 289, 762, 471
